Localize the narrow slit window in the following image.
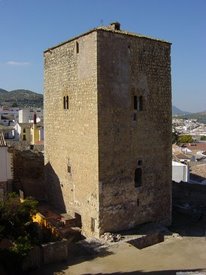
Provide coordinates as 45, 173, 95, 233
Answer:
91, 217, 95, 232
133, 95, 143, 111
67, 165, 71, 173
63, 96, 69, 110
66, 96, 69, 109
135, 168, 142, 187
134, 96, 137, 110
76, 41, 79, 54
139, 96, 143, 111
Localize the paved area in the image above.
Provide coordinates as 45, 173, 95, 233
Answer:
29, 211, 206, 275
30, 235, 206, 275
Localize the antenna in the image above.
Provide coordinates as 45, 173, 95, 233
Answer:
100, 19, 104, 26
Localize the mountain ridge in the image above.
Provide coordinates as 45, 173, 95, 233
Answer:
172, 105, 190, 115
0, 88, 43, 108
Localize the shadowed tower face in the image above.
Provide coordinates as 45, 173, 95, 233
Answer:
44, 23, 172, 237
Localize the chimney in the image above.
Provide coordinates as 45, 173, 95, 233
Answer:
110, 22, 121, 31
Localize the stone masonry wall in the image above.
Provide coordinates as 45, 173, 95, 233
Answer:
44, 32, 100, 237
97, 30, 172, 233
44, 26, 172, 237
13, 149, 46, 201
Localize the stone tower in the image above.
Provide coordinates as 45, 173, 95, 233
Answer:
44, 23, 172, 237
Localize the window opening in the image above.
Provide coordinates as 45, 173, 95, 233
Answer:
76, 41, 79, 54
134, 96, 137, 110
135, 168, 142, 187
91, 217, 95, 232
67, 165, 71, 173
133, 95, 143, 111
63, 96, 69, 110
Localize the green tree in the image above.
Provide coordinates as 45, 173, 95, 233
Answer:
11, 102, 18, 107
0, 193, 38, 273
177, 134, 193, 144
0, 193, 38, 240
200, 136, 206, 141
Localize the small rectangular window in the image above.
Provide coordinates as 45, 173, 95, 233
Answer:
67, 165, 71, 173
76, 41, 79, 54
63, 96, 69, 110
134, 96, 137, 110
91, 217, 95, 232
135, 168, 142, 187
133, 95, 143, 112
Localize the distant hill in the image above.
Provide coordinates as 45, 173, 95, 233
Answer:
0, 89, 43, 108
172, 105, 190, 115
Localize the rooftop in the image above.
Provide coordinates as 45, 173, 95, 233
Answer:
44, 22, 171, 53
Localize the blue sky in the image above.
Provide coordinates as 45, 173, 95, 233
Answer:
0, 0, 205, 112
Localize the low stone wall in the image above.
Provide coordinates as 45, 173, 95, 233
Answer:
42, 239, 68, 265
22, 239, 68, 271
23, 246, 42, 271
128, 232, 164, 249
172, 181, 206, 207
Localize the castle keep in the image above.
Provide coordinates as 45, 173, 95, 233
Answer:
44, 23, 172, 237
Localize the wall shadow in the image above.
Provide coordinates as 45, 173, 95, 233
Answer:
190, 172, 206, 183
29, 266, 206, 275
44, 162, 66, 213
82, 269, 206, 275
172, 181, 206, 237
67, 239, 114, 266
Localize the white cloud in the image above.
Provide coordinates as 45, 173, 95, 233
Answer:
6, 61, 31, 66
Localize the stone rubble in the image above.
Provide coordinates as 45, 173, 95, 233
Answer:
100, 232, 123, 243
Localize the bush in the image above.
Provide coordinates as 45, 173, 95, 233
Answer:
177, 135, 193, 144
200, 136, 206, 141
0, 193, 38, 273
0, 193, 38, 240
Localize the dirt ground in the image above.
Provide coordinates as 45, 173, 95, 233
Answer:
30, 212, 206, 275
